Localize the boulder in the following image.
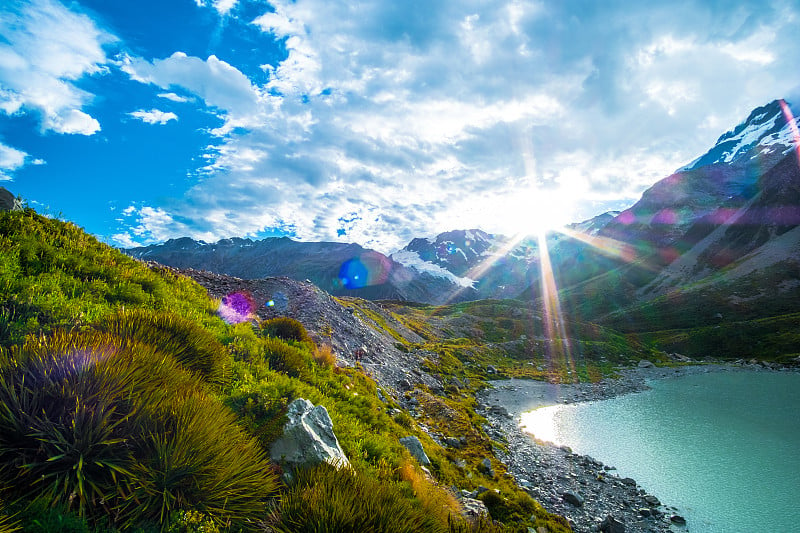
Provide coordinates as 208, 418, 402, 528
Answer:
561, 491, 584, 507
670, 515, 687, 525
399, 435, 431, 466
478, 457, 495, 478
270, 398, 350, 470
643, 494, 660, 506
458, 496, 489, 519
599, 515, 625, 533
637, 360, 655, 368
0, 187, 16, 211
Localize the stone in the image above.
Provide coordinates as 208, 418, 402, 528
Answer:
620, 477, 637, 486
0, 187, 16, 212
478, 457, 495, 478
670, 515, 687, 525
637, 508, 651, 517
599, 515, 625, 533
444, 436, 462, 448
643, 494, 660, 506
561, 491, 584, 507
637, 360, 655, 368
270, 398, 350, 470
400, 435, 431, 466
458, 497, 489, 519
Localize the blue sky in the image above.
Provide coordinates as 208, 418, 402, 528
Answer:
1, 0, 799, 252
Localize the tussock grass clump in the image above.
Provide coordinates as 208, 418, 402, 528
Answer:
261, 317, 313, 345
312, 344, 336, 368
263, 337, 311, 378
269, 463, 451, 533
98, 309, 230, 386
0, 330, 277, 529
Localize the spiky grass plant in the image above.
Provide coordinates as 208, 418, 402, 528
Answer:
263, 338, 311, 379
122, 390, 276, 529
0, 334, 137, 515
0, 329, 277, 529
98, 309, 230, 387
0, 498, 18, 533
260, 317, 313, 345
270, 463, 450, 533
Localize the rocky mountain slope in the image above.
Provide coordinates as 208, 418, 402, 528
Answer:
125, 98, 800, 339
127, 236, 477, 304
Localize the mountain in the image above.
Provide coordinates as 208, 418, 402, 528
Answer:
126, 235, 478, 304
552, 99, 800, 358
126, 98, 800, 339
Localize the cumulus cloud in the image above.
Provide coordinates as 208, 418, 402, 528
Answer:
0, 0, 113, 135
129, 108, 178, 125
0, 142, 28, 181
117, 0, 800, 251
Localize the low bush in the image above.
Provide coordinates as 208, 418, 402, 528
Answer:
261, 317, 313, 345
263, 338, 311, 379
0, 330, 277, 529
312, 344, 336, 368
98, 309, 230, 386
269, 463, 450, 533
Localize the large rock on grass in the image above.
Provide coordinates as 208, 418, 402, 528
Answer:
0, 187, 15, 211
399, 435, 431, 466
270, 398, 349, 470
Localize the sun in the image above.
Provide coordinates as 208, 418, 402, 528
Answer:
506, 185, 577, 238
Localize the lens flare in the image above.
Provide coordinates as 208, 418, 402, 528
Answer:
218, 291, 255, 324
778, 99, 800, 168
537, 231, 576, 382
337, 252, 391, 290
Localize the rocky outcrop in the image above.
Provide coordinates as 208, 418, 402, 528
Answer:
399, 435, 431, 466
0, 187, 16, 211
270, 398, 349, 470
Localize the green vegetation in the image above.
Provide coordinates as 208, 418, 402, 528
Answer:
0, 208, 572, 532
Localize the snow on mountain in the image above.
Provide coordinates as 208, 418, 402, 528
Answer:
390, 249, 476, 288
568, 211, 620, 236
680, 99, 799, 172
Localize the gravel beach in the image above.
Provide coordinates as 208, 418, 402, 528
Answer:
476, 365, 740, 533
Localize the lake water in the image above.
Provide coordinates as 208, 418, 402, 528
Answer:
520, 370, 800, 533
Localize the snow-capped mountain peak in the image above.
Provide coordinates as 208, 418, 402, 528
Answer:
680, 99, 799, 172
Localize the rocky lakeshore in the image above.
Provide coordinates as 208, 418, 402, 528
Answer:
476, 365, 744, 533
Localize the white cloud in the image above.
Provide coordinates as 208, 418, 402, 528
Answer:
120, 52, 268, 134
0, 141, 39, 181
195, 0, 239, 16
129, 108, 178, 125
157, 92, 191, 103
117, 0, 800, 252
0, 0, 113, 135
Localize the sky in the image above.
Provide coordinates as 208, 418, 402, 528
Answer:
1, 0, 800, 253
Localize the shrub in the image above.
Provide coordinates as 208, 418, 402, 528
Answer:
263, 338, 310, 379
9, 498, 88, 533
98, 309, 230, 386
121, 391, 275, 529
0, 330, 277, 529
261, 317, 313, 345
269, 464, 449, 533
312, 344, 336, 368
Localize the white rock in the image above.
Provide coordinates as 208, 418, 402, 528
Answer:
270, 398, 350, 469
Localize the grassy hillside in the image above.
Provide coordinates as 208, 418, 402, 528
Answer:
0, 208, 571, 533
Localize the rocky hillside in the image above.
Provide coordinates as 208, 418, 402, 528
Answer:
127, 236, 477, 304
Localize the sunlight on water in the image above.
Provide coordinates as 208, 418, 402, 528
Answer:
520, 405, 568, 446
520, 371, 800, 533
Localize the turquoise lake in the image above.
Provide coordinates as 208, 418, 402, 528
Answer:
520, 370, 800, 533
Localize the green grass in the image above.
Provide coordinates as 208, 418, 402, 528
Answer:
0, 207, 576, 532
